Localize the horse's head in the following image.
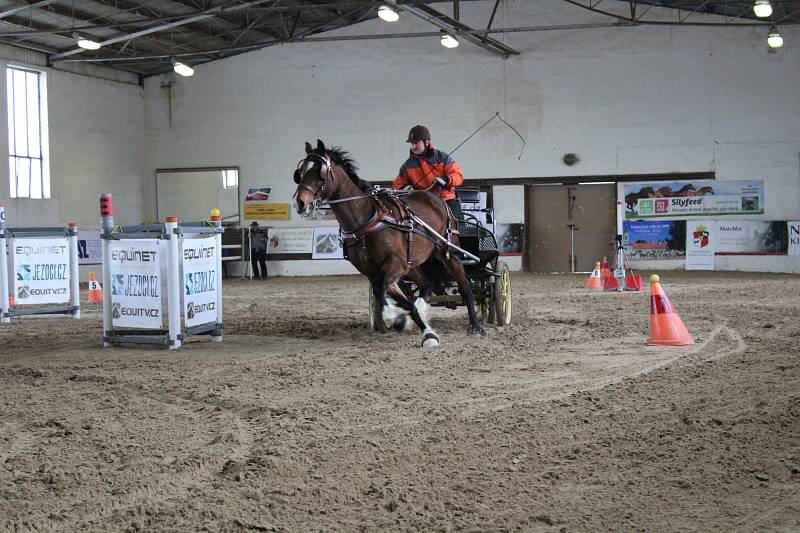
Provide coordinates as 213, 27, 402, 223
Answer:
294, 139, 334, 216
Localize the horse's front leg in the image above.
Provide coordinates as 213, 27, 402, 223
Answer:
385, 282, 440, 347
441, 255, 486, 337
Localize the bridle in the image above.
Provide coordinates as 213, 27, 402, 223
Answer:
293, 152, 333, 207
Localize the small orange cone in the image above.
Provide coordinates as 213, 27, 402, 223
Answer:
625, 274, 643, 292
584, 261, 602, 290
8, 295, 14, 307
600, 256, 612, 280
88, 272, 103, 303
646, 274, 694, 346
603, 275, 620, 291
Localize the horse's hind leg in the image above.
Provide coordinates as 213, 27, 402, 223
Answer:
441, 254, 486, 337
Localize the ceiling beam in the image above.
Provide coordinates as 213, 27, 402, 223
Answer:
49, 0, 280, 60
386, 0, 519, 58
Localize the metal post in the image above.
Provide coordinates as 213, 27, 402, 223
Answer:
0, 203, 9, 324
210, 209, 223, 343
100, 193, 114, 346
165, 216, 182, 350
614, 200, 626, 292
67, 222, 80, 319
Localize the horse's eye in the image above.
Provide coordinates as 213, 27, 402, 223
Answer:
293, 169, 302, 184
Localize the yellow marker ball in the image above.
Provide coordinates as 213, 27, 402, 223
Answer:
650, 274, 660, 283
210, 208, 220, 217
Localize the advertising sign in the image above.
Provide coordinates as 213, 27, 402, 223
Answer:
715, 221, 788, 255
496, 223, 524, 256
77, 230, 102, 265
244, 203, 290, 221
790, 222, 800, 256
266, 228, 314, 255
624, 180, 764, 219
12, 237, 71, 305
685, 220, 715, 270
623, 220, 685, 260
312, 227, 344, 259
109, 240, 162, 329
182, 236, 218, 328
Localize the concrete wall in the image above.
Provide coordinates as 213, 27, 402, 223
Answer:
133, 0, 796, 275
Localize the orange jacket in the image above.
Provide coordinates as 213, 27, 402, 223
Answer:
393, 145, 464, 201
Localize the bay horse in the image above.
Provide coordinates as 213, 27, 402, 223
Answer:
293, 140, 485, 346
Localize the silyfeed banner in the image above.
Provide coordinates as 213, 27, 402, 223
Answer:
624, 179, 764, 218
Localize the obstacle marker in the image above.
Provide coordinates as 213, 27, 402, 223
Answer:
646, 274, 694, 346
584, 261, 602, 290
100, 194, 224, 349
88, 272, 103, 303
1, 204, 81, 324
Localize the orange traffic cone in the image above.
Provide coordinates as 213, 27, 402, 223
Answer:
600, 256, 612, 280
603, 275, 620, 291
625, 274, 643, 292
88, 272, 103, 303
646, 274, 694, 346
584, 261, 602, 290
8, 295, 14, 307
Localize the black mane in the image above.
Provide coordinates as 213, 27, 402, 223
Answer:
327, 146, 372, 192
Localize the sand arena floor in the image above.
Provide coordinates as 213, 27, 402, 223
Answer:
1, 271, 798, 532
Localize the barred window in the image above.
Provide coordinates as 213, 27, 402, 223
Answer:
7, 66, 50, 199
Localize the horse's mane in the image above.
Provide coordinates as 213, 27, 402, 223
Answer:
327, 146, 372, 192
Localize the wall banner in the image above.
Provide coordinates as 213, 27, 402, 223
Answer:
715, 221, 788, 255
496, 223, 524, 256
624, 179, 764, 219
266, 228, 314, 255
78, 230, 102, 265
623, 220, 686, 261
312, 227, 344, 259
244, 203, 290, 221
685, 220, 715, 270
12, 237, 71, 305
109, 240, 162, 329
182, 236, 218, 328
789, 221, 800, 256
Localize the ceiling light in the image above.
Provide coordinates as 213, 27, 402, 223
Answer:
767, 26, 783, 48
440, 32, 459, 49
74, 33, 101, 50
753, 0, 773, 18
377, 5, 399, 22
172, 58, 195, 77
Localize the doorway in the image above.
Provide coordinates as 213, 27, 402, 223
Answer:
527, 183, 616, 272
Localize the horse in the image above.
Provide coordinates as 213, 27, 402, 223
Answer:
293, 140, 485, 346
655, 187, 674, 198
625, 186, 655, 211
675, 184, 696, 197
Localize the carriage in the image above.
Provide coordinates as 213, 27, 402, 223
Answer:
368, 189, 513, 330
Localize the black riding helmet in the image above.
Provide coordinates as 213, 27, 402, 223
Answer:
406, 125, 431, 143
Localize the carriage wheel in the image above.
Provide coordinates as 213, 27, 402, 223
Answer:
368, 284, 386, 332
479, 277, 496, 324
493, 261, 512, 326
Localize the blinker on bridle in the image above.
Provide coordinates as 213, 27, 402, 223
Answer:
293, 152, 333, 205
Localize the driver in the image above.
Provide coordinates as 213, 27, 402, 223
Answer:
393, 125, 464, 221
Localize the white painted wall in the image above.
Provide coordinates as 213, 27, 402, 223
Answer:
135, 0, 798, 274
0, 59, 144, 230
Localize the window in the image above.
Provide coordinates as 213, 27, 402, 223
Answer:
6, 66, 49, 199
222, 169, 238, 189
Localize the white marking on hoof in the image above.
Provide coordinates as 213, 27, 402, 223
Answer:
421, 328, 440, 347
414, 297, 430, 324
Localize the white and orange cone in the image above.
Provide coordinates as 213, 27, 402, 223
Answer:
584, 261, 602, 290
88, 272, 103, 303
646, 274, 694, 346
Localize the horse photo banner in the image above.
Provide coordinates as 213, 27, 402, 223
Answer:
12, 237, 71, 305
109, 239, 162, 329
624, 179, 764, 219
266, 228, 314, 255
312, 227, 344, 260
